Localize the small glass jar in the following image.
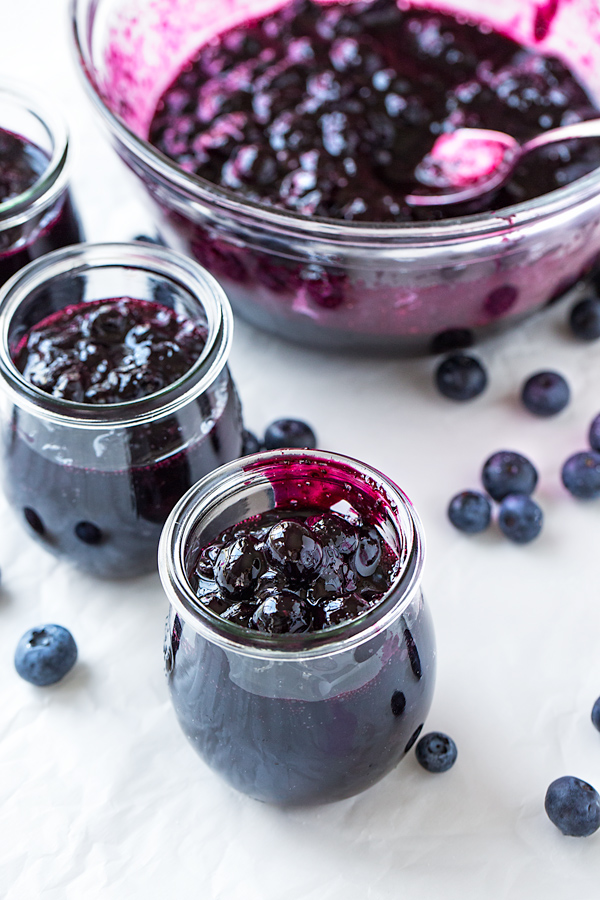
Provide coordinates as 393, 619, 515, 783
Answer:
159, 449, 436, 806
0, 242, 243, 578
0, 80, 82, 287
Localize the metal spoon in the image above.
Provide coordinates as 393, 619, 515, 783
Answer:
404, 119, 600, 207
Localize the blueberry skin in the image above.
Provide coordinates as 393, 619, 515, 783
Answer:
545, 776, 600, 837
498, 493, 543, 544
415, 732, 458, 773
569, 296, 600, 341
15, 624, 77, 686
481, 450, 538, 501
264, 419, 317, 450
521, 371, 570, 417
591, 697, 600, 733
588, 413, 600, 453
561, 451, 600, 499
435, 354, 487, 401
447, 490, 491, 534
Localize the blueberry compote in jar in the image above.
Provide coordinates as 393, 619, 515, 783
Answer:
159, 450, 435, 805
0, 242, 242, 578
0, 82, 81, 287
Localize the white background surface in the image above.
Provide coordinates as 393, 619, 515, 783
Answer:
3, 1, 600, 897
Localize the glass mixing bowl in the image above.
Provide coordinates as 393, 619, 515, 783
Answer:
71, 0, 600, 352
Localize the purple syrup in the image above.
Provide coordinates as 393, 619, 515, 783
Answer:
149, 0, 600, 223
0, 128, 82, 286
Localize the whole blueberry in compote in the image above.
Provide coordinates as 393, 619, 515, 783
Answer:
188, 508, 399, 633
497, 493, 543, 544
415, 732, 457, 773
521, 371, 570, 417
435, 355, 487, 402
263, 419, 317, 450
447, 490, 491, 534
14, 624, 77, 686
561, 451, 600, 499
569, 297, 600, 341
591, 697, 600, 733
482, 450, 538, 501
588, 413, 600, 453
545, 776, 600, 837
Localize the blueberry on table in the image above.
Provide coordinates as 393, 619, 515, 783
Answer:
241, 429, 262, 456
569, 296, 600, 341
263, 419, 317, 450
14, 624, 77, 686
415, 732, 457, 773
521, 371, 570, 417
588, 413, 600, 453
497, 493, 543, 544
447, 490, 491, 534
545, 776, 600, 837
561, 451, 600, 499
591, 697, 600, 733
434, 354, 487, 401
481, 450, 538, 501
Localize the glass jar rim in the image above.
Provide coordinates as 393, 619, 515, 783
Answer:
71, 0, 600, 249
0, 241, 234, 428
0, 78, 69, 228
158, 448, 426, 660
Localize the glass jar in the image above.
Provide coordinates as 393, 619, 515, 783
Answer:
72, 0, 600, 352
0, 80, 81, 288
0, 242, 242, 578
159, 449, 435, 805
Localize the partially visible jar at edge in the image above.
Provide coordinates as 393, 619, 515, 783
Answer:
0, 81, 82, 286
159, 449, 436, 806
0, 242, 243, 578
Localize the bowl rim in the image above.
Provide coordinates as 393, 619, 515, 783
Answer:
70, 0, 600, 248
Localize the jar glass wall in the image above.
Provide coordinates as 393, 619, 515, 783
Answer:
159, 449, 436, 805
0, 242, 243, 578
0, 80, 82, 287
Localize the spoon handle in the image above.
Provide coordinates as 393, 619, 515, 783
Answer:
522, 118, 600, 155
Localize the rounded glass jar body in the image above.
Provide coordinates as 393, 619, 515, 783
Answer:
0, 81, 81, 288
159, 449, 435, 805
0, 242, 242, 578
72, 0, 600, 353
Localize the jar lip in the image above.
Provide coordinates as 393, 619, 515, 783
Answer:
0, 241, 234, 428
158, 448, 426, 659
0, 78, 69, 227
71, 5, 600, 247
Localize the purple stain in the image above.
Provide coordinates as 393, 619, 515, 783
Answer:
534, 0, 560, 42
484, 284, 519, 318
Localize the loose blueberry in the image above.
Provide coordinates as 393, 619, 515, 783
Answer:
545, 776, 600, 837
251, 592, 312, 634
447, 490, 491, 534
497, 493, 543, 544
435, 354, 487, 401
588, 413, 600, 453
266, 520, 323, 583
263, 419, 317, 450
591, 697, 600, 733
561, 451, 600, 499
569, 296, 600, 341
14, 624, 77, 686
241, 429, 262, 456
521, 371, 570, 417
415, 732, 458, 773
481, 450, 538, 501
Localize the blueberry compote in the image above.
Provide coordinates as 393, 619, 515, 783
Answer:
0, 129, 80, 285
190, 508, 399, 632
149, 0, 600, 222
5, 297, 241, 578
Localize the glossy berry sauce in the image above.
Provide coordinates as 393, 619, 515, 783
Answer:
6, 298, 242, 577
0, 128, 81, 285
190, 507, 400, 633
149, 0, 600, 223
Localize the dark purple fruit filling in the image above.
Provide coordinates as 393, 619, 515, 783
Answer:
0, 129, 46, 204
149, 0, 600, 223
13, 297, 207, 403
189, 507, 400, 633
